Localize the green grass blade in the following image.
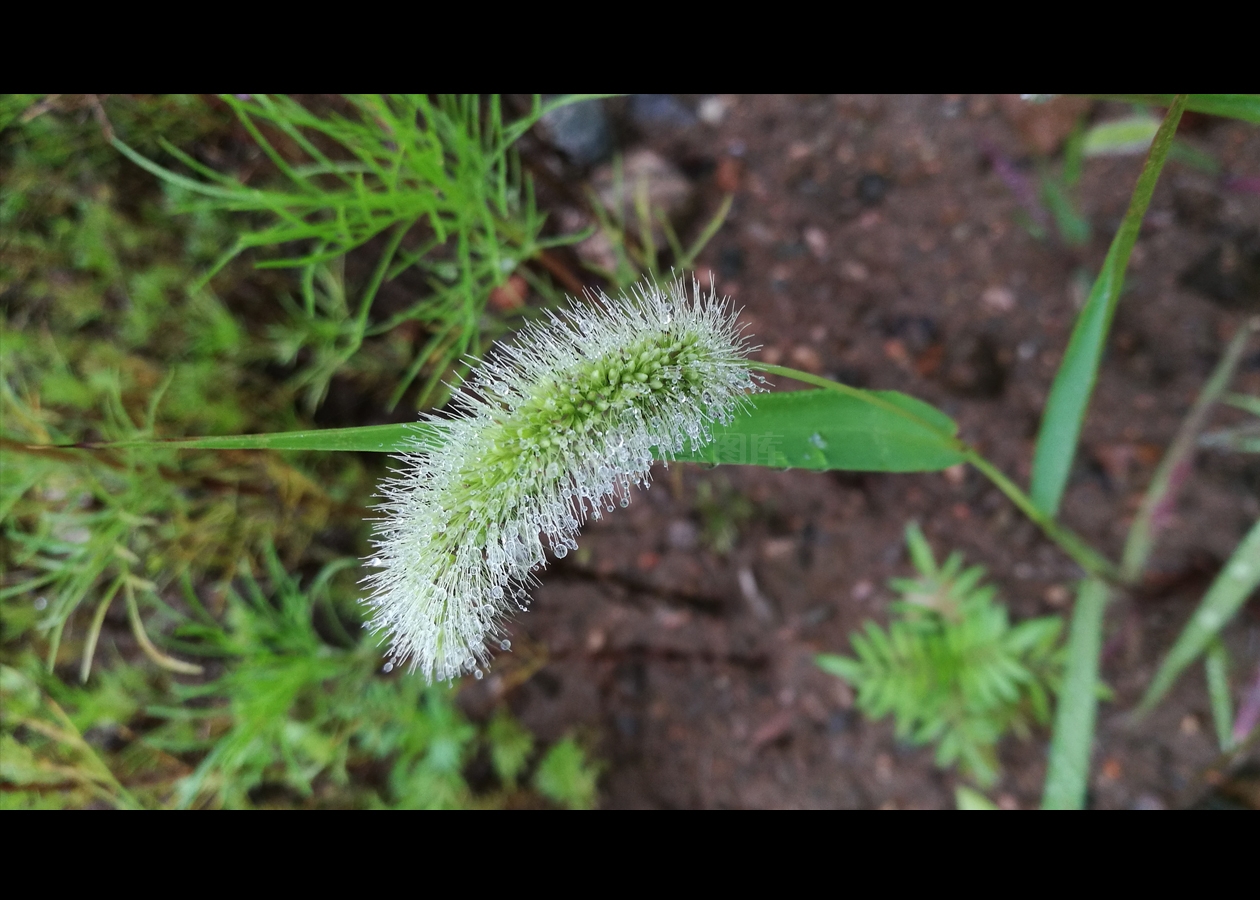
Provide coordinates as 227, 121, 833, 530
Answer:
678, 193, 735, 270
1089, 94, 1260, 125
1030, 96, 1187, 517
670, 389, 965, 472
955, 786, 1001, 810
1081, 114, 1160, 157
1041, 577, 1110, 809
1198, 426, 1260, 453
1205, 640, 1234, 752
1137, 517, 1260, 715
1121, 319, 1258, 582
61, 423, 445, 453
111, 138, 248, 201
47, 390, 963, 472
1222, 393, 1260, 417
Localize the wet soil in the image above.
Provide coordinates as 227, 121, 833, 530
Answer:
462, 95, 1260, 808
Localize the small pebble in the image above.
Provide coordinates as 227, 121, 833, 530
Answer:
857, 172, 890, 206
539, 98, 613, 165
698, 96, 729, 125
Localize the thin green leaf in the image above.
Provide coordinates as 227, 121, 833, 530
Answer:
1042, 577, 1110, 810
670, 390, 965, 472
904, 522, 938, 575
53, 390, 964, 473
815, 653, 864, 683
1089, 94, 1260, 125
1122, 318, 1258, 582
1082, 114, 1161, 157
1223, 393, 1260, 417
1205, 640, 1234, 752
955, 787, 998, 814
63, 423, 444, 453
678, 194, 735, 270
1030, 96, 1187, 517
1198, 426, 1260, 453
1138, 517, 1260, 715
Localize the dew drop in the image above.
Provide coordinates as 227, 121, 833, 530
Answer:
34, 596, 48, 611
499, 639, 512, 651
619, 496, 630, 507
382, 662, 394, 673
474, 669, 484, 680
489, 585, 504, 599
464, 655, 477, 671
554, 544, 568, 558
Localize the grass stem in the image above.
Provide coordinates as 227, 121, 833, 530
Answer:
1120, 317, 1259, 583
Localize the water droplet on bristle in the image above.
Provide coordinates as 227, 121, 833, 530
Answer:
499, 639, 512, 651
554, 544, 568, 558
382, 662, 394, 673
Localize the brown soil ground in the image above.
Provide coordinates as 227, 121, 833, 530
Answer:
457, 95, 1260, 809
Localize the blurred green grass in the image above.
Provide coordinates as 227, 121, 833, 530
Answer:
1, 94, 602, 809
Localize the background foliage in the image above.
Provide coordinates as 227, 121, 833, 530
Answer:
1, 94, 599, 809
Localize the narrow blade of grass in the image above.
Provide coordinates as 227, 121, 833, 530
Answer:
955, 786, 1001, 810
1121, 318, 1258, 582
1223, 392, 1260, 417
1041, 577, 1110, 810
1029, 96, 1187, 517
1089, 94, 1260, 125
48, 390, 965, 472
671, 388, 966, 472
1198, 426, 1260, 453
1137, 517, 1260, 715
1205, 641, 1234, 752
57, 422, 444, 453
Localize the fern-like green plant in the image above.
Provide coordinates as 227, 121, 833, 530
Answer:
817, 523, 1064, 787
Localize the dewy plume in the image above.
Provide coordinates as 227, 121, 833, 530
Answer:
364, 277, 761, 681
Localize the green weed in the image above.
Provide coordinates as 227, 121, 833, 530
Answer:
111, 94, 596, 410
1, 94, 612, 809
818, 524, 1064, 787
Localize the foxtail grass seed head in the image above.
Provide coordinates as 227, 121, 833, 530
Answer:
364, 278, 761, 681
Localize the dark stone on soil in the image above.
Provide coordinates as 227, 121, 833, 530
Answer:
857, 172, 890, 206
627, 94, 696, 130
1179, 228, 1260, 310
539, 98, 614, 166
717, 245, 745, 277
